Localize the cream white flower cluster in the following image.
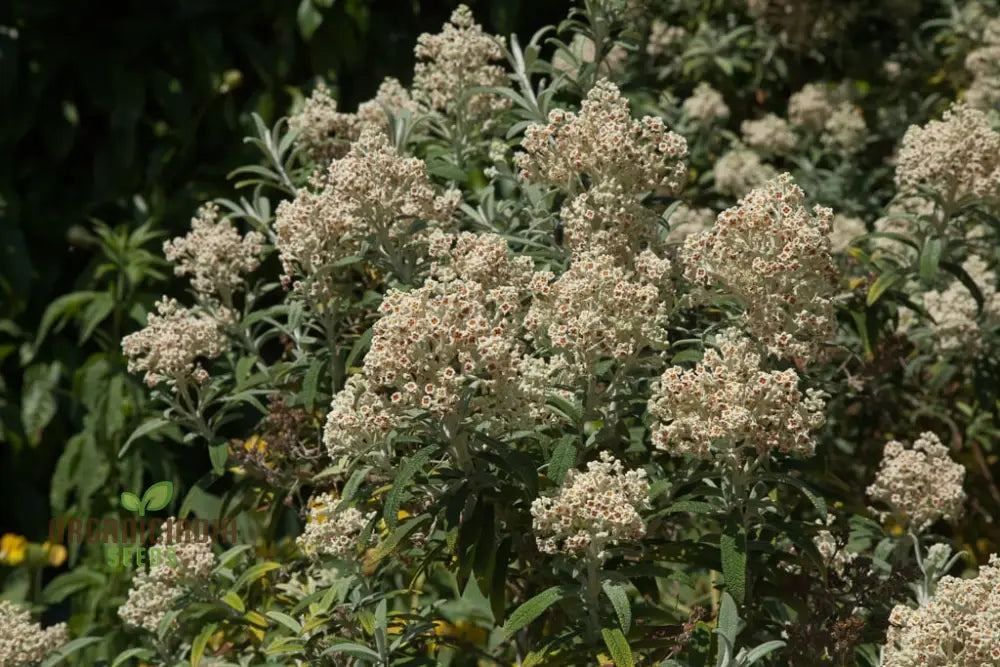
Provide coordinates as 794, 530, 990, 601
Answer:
883, 554, 1000, 665
297, 493, 373, 559
518, 79, 688, 195
713, 146, 776, 198
324, 233, 571, 462
894, 103, 1000, 205
813, 514, 857, 576
556, 180, 661, 260
965, 18, 1000, 110
682, 82, 730, 124
413, 5, 509, 118
667, 204, 716, 243
647, 328, 826, 460
829, 214, 866, 253
741, 114, 797, 154
902, 255, 1000, 354
524, 250, 671, 372
121, 297, 227, 388
118, 517, 216, 633
531, 451, 649, 560
787, 82, 845, 132
0, 600, 69, 666
866, 432, 966, 532
163, 202, 264, 301
646, 19, 686, 58
820, 102, 867, 155
288, 81, 360, 161
274, 127, 460, 287
290, 78, 420, 162
682, 173, 839, 361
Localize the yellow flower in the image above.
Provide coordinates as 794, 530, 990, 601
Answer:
244, 435, 267, 453
0, 533, 27, 566
43, 542, 67, 567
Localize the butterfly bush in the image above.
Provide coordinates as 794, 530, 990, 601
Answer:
681, 82, 730, 124
883, 555, 1000, 665
274, 127, 460, 289
118, 518, 216, 633
163, 202, 265, 303
0, 600, 68, 666
712, 146, 776, 197
85, 1, 1000, 665
413, 5, 509, 118
297, 493, 374, 559
648, 328, 826, 460
902, 255, 1000, 353
121, 297, 227, 388
866, 432, 966, 532
741, 114, 798, 154
531, 451, 650, 560
517, 78, 688, 194
682, 173, 838, 361
894, 103, 1000, 206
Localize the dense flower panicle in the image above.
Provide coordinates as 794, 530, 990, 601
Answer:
412, 5, 509, 118
290, 78, 421, 162
883, 554, 1000, 666
867, 432, 966, 532
821, 103, 867, 155
788, 82, 844, 131
517, 79, 688, 194
894, 103, 1000, 203
646, 19, 686, 57
814, 514, 857, 576
712, 147, 777, 197
524, 251, 670, 369
274, 128, 460, 285
323, 233, 570, 460
681, 82, 730, 124
355, 77, 420, 131
289, 82, 361, 161
647, 328, 826, 460
558, 181, 661, 260
682, 174, 839, 361
667, 204, 716, 243
829, 214, 866, 253
324, 375, 397, 462
531, 451, 650, 560
740, 114, 797, 154
118, 517, 216, 633
297, 493, 373, 558
426, 231, 534, 289
122, 297, 227, 388
965, 18, 1000, 110
0, 600, 69, 666
905, 255, 1000, 353
163, 203, 265, 299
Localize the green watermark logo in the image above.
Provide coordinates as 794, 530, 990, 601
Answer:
119, 481, 174, 517
48, 480, 236, 569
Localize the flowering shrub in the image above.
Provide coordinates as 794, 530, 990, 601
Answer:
13, 1, 1000, 666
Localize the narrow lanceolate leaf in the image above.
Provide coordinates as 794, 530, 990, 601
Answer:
919, 237, 943, 281
502, 586, 570, 638
600, 627, 635, 667
720, 525, 747, 604
602, 582, 632, 633
190, 623, 218, 667
384, 445, 436, 529
866, 271, 899, 306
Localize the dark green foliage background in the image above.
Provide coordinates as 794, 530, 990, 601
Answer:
0, 0, 565, 546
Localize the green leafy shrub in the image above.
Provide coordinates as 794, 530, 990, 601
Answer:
5, 1, 1000, 665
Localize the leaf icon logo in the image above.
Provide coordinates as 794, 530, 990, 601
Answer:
120, 481, 174, 516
